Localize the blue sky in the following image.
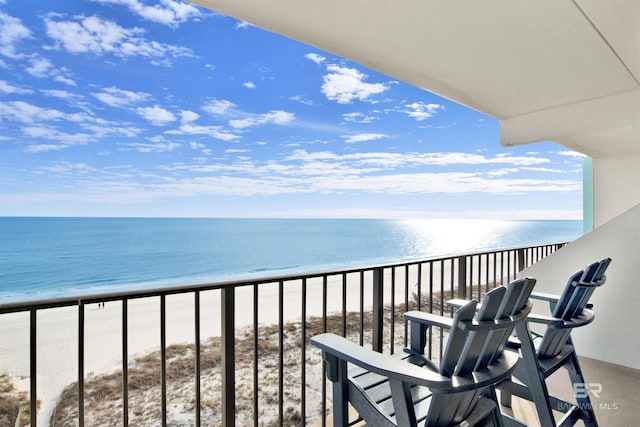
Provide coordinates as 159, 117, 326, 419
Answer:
0, 0, 584, 219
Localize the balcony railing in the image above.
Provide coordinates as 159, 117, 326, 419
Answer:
0, 243, 566, 426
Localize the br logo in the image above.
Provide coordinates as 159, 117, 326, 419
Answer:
573, 383, 603, 399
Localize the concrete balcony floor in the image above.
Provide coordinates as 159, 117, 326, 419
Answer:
317, 356, 640, 426
505, 356, 640, 426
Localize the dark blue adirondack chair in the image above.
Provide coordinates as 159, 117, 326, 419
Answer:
311, 277, 535, 427
499, 258, 611, 427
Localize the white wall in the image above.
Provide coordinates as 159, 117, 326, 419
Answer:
593, 153, 640, 227
520, 203, 640, 369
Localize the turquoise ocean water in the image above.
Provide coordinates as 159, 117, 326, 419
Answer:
0, 217, 582, 303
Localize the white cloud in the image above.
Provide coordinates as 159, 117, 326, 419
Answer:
24, 144, 69, 153
403, 102, 443, 121
40, 162, 97, 174
92, 87, 150, 107
229, 110, 295, 129
25, 56, 53, 78
23, 55, 78, 84
235, 21, 255, 30
0, 80, 33, 94
136, 105, 177, 125
305, 53, 325, 65
44, 14, 195, 65
21, 126, 94, 152
286, 149, 550, 170
202, 99, 236, 115
343, 112, 377, 123
243, 81, 255, 89
290, 95, 314, 105
180, 110, 199, 123
557, 151, 587, 159
486, 168, 519, 177
166, 124, 240, 141
54, 75, 77, 86
322, 65, 388, 104
0, 101, 65, 123
119, 141, 181, 152
522, 166, 565, 173
83, 123, 143, 138
342, 133, 388, 143
93, 0, 202, 28
0, 11, 31, 58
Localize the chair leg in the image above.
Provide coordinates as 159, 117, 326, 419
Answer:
324, 353, 350, 427
487, 386, 505, 427
565, 350, 598, 427
499, 377, 513, 408
514, 322, 557, 427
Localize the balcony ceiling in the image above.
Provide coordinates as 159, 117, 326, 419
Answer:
189, 0, 640, 158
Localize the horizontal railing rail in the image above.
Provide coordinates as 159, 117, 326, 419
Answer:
0, 242, 566, 427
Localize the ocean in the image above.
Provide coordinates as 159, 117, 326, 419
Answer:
0, 217, 582, 303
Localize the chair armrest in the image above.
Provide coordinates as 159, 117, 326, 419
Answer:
524, 313, 565, 327
311, 333, 447, 387
446, 298, 469, 310
525, 309, 595, 329
529, 292, 560, 303
311, 333, 518, 392
404, 311, 454, 330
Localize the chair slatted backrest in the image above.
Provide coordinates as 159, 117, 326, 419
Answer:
427, 278, 534, 426
538, 258, 611, 358
440, 278, 536, 377
552, 258, 610, 320
483, 277, 537, 366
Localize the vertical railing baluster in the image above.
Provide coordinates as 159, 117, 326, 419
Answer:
457, 256, 467, 299
493, 252, 497, 290
253, 284, 259, 427
341, 273, 347, 337
477, 255, 482, 301
278, 280, 284, 426
78, 301, 85, 427
485, 254, 490, 295
450, 259, 455, 304
359, 271, 364, 346
404, 265, 409, 347
221, 287, 235, 427
30, 309, 37, 427
194, 292, 201, 427
517, 248, 526, 272
416, 263, 422, 311
372, 267, 384, 353
428, 262, 433, 360
390, 267, 395, 354
161, 295, 167, 427
321, 275, 328, 427
469, 256, 473, 300
122, 298, 129, 427
301, 278, 307, 424
438, 260, 445, 360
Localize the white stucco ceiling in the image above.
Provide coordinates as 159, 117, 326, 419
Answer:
189, 0, 640, 158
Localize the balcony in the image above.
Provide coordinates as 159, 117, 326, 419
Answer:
1, 242, 638, 426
